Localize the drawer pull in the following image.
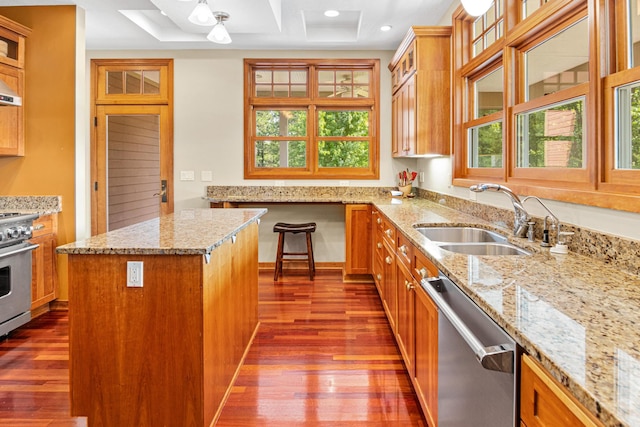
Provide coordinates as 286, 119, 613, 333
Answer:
399, 245, 408, 254
385, 256, 393, 265
385, 229, 393, 238
376, 274, 382, 281
415, 267, 428, 279
34, 224, 45, 231
377, 218, 382, 224
405, 280, 414, 291
377, 242, 383, 249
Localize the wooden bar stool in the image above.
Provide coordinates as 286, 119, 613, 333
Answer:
273, 222, 316, 280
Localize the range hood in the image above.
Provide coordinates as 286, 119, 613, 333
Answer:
0, 79, 21, 106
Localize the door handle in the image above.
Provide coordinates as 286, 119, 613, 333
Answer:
153, 180, 168, 203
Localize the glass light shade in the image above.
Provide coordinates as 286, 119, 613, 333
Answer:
461, 0, 493, 17
188, 1, 215, 26
207, 22, 232, 44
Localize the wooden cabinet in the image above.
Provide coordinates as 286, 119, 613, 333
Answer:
414, 279, 438, 427
371, 209, 397, 331
344, 204, 371, 279
389, 26, 451, 158
0, 15, 29, 157
395, 259, 416, 376
31, 214, 58, 312
521, 354, 603, 427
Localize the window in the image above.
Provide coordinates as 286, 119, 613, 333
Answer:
244, 59, 379, 179
471, 0, 504, 58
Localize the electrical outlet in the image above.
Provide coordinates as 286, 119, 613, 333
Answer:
419, 172, 425, 183
127, 261, 144, 287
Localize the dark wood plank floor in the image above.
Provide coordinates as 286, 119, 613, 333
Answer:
0, 269, 426, 426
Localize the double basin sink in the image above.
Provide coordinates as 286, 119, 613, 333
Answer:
413, 226, 530, 256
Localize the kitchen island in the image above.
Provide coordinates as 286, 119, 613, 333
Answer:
56, 208, 266, 427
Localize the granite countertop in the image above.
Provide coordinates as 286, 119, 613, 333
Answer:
0, 195, 62, 215
56, 208, 266, 256
373, 197, 639, 427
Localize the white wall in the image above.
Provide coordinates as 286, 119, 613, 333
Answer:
84, 48, 407, 262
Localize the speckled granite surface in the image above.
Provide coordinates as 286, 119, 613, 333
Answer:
206, 185, 640, 427
0, 195, 62, 214
56, 208, 266, 256
207, 185, 394, 204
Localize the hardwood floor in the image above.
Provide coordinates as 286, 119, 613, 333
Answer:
0, 269, 426, 426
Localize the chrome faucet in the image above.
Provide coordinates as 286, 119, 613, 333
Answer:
469, 183, 530, 237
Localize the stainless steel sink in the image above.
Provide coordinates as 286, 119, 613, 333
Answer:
413, 226, 507, 243
412, 225, 529, 256
437, 243, 530, 256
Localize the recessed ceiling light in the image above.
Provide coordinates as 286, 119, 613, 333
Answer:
380, 25, 392, 32
324, 10, 340, 18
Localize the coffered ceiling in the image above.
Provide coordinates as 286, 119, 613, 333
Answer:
1, 0, 456, 50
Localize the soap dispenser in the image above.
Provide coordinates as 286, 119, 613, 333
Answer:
550, 224, 574, 254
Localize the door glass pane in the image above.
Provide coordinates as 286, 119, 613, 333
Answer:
468, 120, 503, 168
525, 19, 589, 101
107, 114, 160, 231
143, 70, 160, 95
516, 97, 585, 168
125, 71, 143, 94
255, 141, 306, 167
107, 71, 124, 94
615, 81, 640, 169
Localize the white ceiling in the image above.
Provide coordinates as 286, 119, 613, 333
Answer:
1, 0, 456, 50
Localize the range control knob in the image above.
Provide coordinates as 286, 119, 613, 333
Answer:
21, 225, 33, 238
6, 227, 20, 239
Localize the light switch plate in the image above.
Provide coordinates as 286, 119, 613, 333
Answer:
201, 170, 213, 182
180, 170, 195, 181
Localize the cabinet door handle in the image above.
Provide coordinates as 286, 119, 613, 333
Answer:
385, 229, 393, 238
405, 280, 414, 291
376, 274, 382, 281
399, 245, 408, 254
377, 218, 382, 224
385, 256, 393, 265
415, 267, 428, 279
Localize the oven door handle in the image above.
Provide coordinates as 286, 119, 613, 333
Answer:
0, 243, 39, 259
422, 276, 514, 374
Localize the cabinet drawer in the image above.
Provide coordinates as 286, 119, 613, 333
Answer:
413, 248, 439, 282
521, 354, 603, 427
396, 232, 413, 269
373, 227, 385, 259
380, 217, 396, 248
32, 214, 55, 238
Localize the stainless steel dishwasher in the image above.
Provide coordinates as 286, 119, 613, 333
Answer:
421, 273, 519, 426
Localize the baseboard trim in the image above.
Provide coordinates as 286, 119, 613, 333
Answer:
50, 300, 69, 311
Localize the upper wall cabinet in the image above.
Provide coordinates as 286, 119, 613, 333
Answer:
389, 26, 452, 158
0, 15, 30, 157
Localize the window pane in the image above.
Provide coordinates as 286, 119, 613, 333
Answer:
353, 71, 370, 84
253, 69, 308, 98
318, 141, 370, 168
516, 97, 585, 168
475, 67, 504, 118
525, 19, 589, 101
318, 111, 369, 137
629, 0, 640, 68
468, 120, 503, 167
615, 82, 640, 169
255, 110, 307, 137
255, 141, 306, 168
318, 70, 335, 84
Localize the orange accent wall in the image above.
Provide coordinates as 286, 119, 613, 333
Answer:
0, 6, 77, 301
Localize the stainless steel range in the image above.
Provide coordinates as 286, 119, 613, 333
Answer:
0, 212, 39, 337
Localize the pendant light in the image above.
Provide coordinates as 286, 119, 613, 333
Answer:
207, 12, 232, 44
461, 0, 493, 17
188, 0, 215, 26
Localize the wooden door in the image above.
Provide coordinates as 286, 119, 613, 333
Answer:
93, 104, 173, 233
90, 58, 173, 235
344, 204, 372, 276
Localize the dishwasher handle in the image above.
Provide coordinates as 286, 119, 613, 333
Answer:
422, 276, 514, 374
